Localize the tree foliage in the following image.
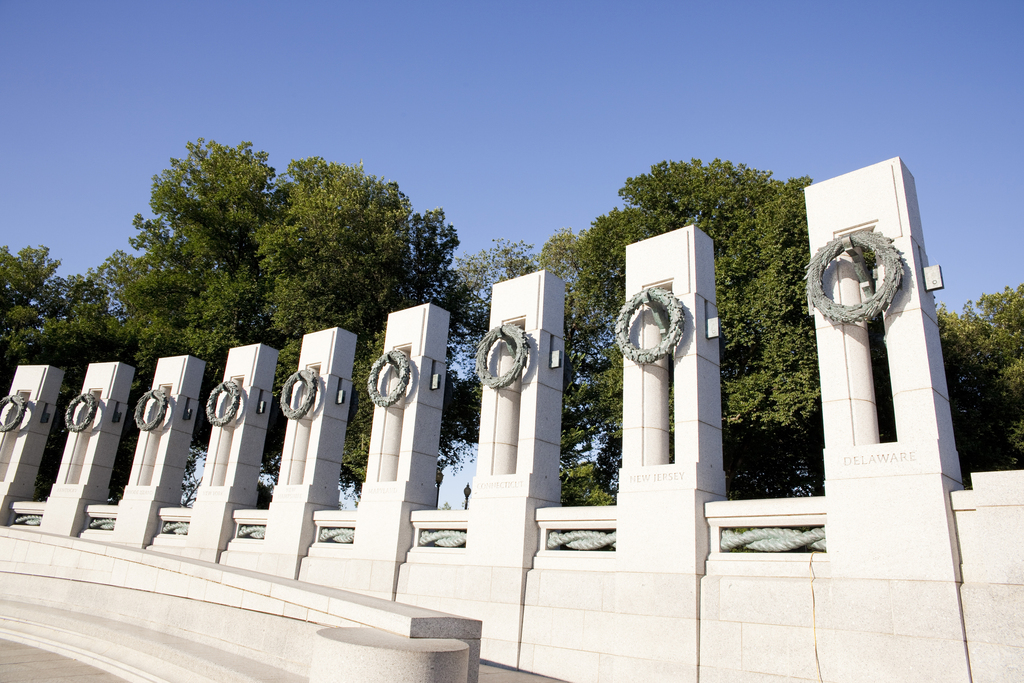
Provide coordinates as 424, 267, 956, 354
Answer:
939, 285, 1024, 484
566, 159, 822, 498
456, 162, 822, 501
4, 147, 1023, 509
2, 140, 476, 506
0, 245, 136, 500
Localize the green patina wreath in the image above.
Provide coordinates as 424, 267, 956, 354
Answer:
475, 324, 530, 389
806, 230, 903, 324
614, 287, 685, 364
134, 389, 169, 431
367, 349, 411, 408
281, 368, 319, 419
205, 381, 241, 427
0, 395, 27, 433
65, 393, 98, 433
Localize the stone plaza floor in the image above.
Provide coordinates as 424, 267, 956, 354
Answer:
0, 638, 125, 682
0, 637, 565, 683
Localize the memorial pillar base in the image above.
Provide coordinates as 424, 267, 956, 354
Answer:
38, 484, 107, 537
110, 487, 167, 548
220, 487, 323, 580
181, 487, 242, 563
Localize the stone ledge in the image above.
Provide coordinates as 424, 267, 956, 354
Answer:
0, 598, 303, 683
0, 526, 482, 642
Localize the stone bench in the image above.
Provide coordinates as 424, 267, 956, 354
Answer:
0, 598, 304, 683
0, 527, 482, 683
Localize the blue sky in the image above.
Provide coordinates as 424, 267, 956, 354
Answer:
2, 2, 1021, 504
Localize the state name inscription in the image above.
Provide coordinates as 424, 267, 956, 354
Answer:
626, 472, 686, 484
843, 451, 916, 466
477, 480, 524, 490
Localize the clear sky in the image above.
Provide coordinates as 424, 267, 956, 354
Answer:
2, 2, 1021, 505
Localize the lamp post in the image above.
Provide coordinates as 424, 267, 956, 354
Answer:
463, 483, 472, 510
435, 467, 444, 508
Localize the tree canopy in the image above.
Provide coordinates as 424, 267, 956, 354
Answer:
3, 140, 477, 504
2, 148, 1021, 507
553, 159, 822, 499
939, 285, 1024, 483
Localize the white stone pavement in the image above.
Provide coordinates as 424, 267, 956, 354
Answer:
0, 638, 125, 682
0, 638, 566, 683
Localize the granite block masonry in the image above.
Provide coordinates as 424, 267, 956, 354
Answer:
112, 354, 206, 548
0, 365, 64, 524
40, 361, 134, 536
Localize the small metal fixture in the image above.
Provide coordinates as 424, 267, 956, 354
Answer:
182, 397, 192, 421
39, 402, 50, 424
706, 300, 720, 339
256, 389, 266, 415
923, 264, 944, 292
110, 401, 122, 423
549, 349, 562, 369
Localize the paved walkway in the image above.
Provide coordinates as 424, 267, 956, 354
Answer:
0, 638, 124, 682
0, 638, 565, 683
479, 662, 565, 682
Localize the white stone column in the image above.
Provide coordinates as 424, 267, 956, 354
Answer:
816, 252, 880, 447
0, 365, 64, 524
614, 226, 723, 681
112, 355, 206, 547
223, 328, 356, 579
463, 270, 565, 665
183, 343, 278, 563
339, 304, 449, 598
40, 362, 135, 536
804, 157, 970, 681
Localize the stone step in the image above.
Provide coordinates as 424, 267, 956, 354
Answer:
0, 598, 305, 683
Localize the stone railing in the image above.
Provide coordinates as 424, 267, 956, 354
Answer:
8, 500, 45, 527
80, 504, 119, 537
312, 509, 359, 546
410, 510, 469, 551
534, 505, 617, 571
233, 509, 270, 540
705, 496, 828, 578
150, 507, 193, 548
303, 509, 359, 561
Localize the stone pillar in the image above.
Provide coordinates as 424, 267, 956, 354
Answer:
183, 343, 278, 563
40, 362, 135, 536
0, 365, 64, 524
222, 328, 356, 579
466, 270, 565, 665
811, 239, 881, 448
804, 157, 970, 681
347, 304, 450, 598
112, 355, 205, 547
615, 226, 724, 680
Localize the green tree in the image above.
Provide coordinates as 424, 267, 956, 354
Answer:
567, 159, 821, 498
939, 285, 1024, 484
260, 158, 475, 493
106, 138, 285, 375
97, 139, 287, 505
0, 245, 136, 501
537, 229, 622, 503
96, 145, 478, 504
0, 245, 65, 382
